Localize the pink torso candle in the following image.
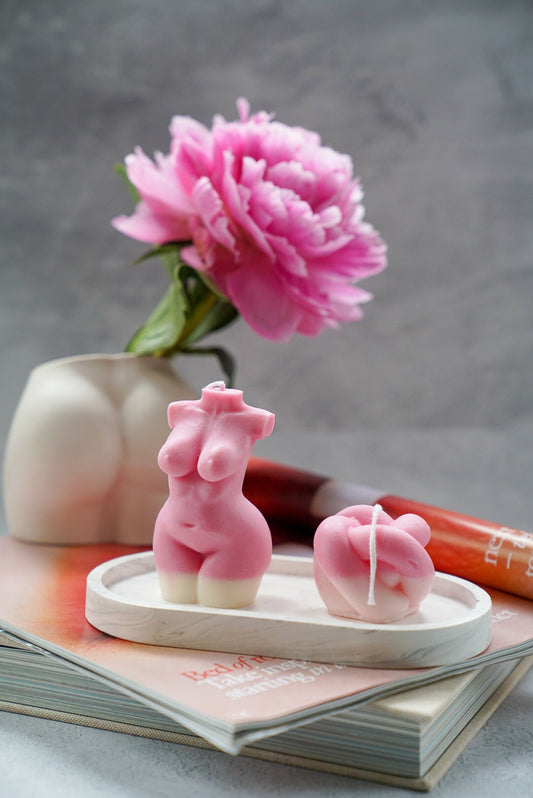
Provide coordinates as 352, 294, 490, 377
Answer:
153, 382, 275, 608
313, 504, 435, 623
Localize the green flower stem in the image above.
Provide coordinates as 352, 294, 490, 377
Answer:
153, 287, 237, 385
125, 242, 238, 384
164, 290, 219, 356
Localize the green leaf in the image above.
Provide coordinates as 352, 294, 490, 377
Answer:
123, 239, 239, 366
176, 263, 202, 303
132, 242, 191, 269
181, 297, 238, 346
195, 268, 232, 301
125, 281, 188, 356
170, 260, 238, 346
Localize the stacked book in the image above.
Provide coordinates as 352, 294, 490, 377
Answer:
0, 537, 532, 791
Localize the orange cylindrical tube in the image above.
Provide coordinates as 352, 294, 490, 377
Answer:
244, 456, 325, 527
380, 495, 533, 599
244, 457, 533, 600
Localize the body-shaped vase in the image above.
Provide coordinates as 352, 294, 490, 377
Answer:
153, 382, 275, 608
3, 354, 196, 545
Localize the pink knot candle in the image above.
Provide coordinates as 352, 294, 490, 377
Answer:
153, 382, 275, 608
313, 504, 435, 623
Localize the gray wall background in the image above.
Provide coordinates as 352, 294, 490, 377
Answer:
1, 0, 532, 526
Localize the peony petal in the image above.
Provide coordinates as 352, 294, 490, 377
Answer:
125, 148, 193, 216
169, 115, 212, 148
262, 186, 325, 250
267, 161, 316, 203
111, 200, 190, 244
191, 177, 236, 251
267, 235, 308, 277
224, 249, 302, 342
240, 156, 268, 187
236, 97, 251, 123
176, 139, 215, 189
295, 311, 330, 337
220, 151, 275, 261
180, 243, 206, 272
114, 98, 388, 342
318, 206, 342, 229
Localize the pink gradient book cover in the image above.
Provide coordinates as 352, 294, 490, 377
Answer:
0, 536, 532, 753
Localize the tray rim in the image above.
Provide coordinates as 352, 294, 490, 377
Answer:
86, 551, 492, 632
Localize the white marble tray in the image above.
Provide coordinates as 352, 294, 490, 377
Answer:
85, 553, 492, 668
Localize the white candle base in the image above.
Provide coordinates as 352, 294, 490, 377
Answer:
158, 572, 263, 608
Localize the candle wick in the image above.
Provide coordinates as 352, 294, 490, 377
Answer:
367, 503, 381, 607
206, 381, 226, 391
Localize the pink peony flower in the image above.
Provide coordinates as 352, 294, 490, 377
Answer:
113, 99, 387, 342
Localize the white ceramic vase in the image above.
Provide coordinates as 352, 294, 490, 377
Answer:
3, 353, 197, 545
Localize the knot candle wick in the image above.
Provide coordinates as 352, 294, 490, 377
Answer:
366, 503, 381, 607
